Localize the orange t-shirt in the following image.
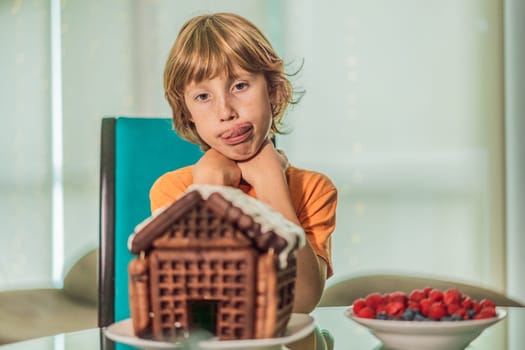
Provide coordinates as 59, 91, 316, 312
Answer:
149, 165, 338, 277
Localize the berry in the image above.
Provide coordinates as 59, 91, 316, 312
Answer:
386, 301, 405, 318
356, 306, 375, 319
376, 304, 387, 314
389, 291, 408, 304
408, 301, 421, 311
428, 289, 444, 303
376, 311, 388, 320
428, 303, 447, 320
419, 298, 432, 316
365, 292, 384, 309
401, 308, 415, 321
409, 289, 425, 302
443, 288, 461, 305
353, 298, 367, 314
478, 306, 496, 318
351, 288, 497, 322
446, 303, 460, 315
423, 287, 433, 297
480, 299, 496, 309
461, 296, 474, 309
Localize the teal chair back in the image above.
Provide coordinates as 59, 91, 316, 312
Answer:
98, 117, 202, 330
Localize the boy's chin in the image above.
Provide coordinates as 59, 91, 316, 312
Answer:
229, 153, 254, 162
223, 146, 259, 162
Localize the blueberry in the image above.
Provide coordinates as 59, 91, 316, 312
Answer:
376, 312, 388, 320
414, 313, 426, 321
467, 309, 476, 319
451, 314, 463, 321
441, 316, 453, 321
401, 309, 415, 320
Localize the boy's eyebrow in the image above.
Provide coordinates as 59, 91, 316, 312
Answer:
234, 73, 254, 80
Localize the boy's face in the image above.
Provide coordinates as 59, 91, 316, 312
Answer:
184, 67, 272, 161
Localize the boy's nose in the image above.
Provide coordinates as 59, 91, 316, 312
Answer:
217, 96, 236, 122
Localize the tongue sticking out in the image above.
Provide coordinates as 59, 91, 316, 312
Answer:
222, 124, 252, 140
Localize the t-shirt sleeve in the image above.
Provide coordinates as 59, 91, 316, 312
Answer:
149, 166, 193, 212
290, 170, 338, 278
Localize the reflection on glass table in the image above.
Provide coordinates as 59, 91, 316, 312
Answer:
0, 307, 523, 350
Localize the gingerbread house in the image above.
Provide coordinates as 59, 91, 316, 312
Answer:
127, 184, 305, 341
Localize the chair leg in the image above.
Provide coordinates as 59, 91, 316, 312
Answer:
320, 328, 334, 350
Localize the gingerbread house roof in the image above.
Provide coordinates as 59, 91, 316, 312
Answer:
128, 184, 305, 269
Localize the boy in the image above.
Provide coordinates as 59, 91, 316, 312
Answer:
151, 12, 337, 315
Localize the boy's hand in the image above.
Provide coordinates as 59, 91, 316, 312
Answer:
236, 140, 288, 188
192, 148, 241, 186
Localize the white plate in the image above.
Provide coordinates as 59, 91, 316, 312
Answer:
104, 313, 315, 350
345, 306, 507, 350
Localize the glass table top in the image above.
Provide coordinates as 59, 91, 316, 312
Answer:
0, 306, 523, 350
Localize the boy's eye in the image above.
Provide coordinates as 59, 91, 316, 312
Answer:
195, 93, 209, 101
233, 82, 248, 91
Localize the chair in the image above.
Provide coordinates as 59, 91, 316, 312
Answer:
0, 248, 98, 344
98, 116, 202, 330
98, 116, 334, 350
319, 273, 524, 307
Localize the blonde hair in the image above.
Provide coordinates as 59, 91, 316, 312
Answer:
164, 12, 298, 149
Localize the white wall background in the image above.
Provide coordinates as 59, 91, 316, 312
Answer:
0, 0, 522, 303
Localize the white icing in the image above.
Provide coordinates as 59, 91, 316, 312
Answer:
129, 184, 306, 270
187, 184, 306, 269
128, 206, 168, 251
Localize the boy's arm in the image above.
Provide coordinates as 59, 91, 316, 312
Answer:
192, 148, 241, 186
237, 141, 326, 313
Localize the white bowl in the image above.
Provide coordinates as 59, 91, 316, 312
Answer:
345, 307, 506, 350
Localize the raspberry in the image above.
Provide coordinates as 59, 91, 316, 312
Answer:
389, 291, 408, 304
451, 306, 467, 318
428, 289, 444, 303
474, 306, 496, 319
428, 302, 446, 320
446, 303, 461, 315
408, 301, 421, 311
443, 288, 461, 305
385, 301, 405, 318
365, 292, 384, 309
356, 306, 375, 319
353, 298, 367, 314
352, 288, 497, 321
419, 298, 432, 316
479, 299, 496, 309
409, 289, 425, 302
461, 296, 474, 309
376, 304, 387, 314
471, 301, 482, 313
423, 287, 433, 297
